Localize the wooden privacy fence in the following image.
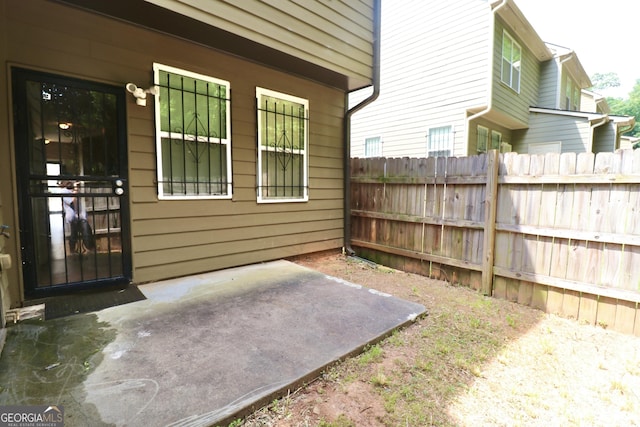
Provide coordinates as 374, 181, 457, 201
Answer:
350, 149, 640, 335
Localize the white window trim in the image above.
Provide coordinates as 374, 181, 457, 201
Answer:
153, 63, 232, 200
426, 124, 454, 157
501, 31, 522, 93
256, 87, 309, 204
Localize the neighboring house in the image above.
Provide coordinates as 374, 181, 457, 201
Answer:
579, 89, 636, 152
621, 135, 640, 150
350, 0, 634, 158
581, 89, 610, 115
514, 72, 635, 154
0, 0, 378, 314
515, 108, 635, 154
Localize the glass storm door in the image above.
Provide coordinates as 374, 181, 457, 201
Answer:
12, 68, 131, 297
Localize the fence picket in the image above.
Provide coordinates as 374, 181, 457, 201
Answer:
541, 153, 562, 314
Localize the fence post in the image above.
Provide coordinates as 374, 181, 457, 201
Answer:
481, 150, 499, 295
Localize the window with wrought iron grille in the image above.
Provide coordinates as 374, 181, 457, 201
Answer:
501, 31, 521, 93
153, 63, 232, 199
427, 125, 452, 157
365, 136, 383, 157
256, 87, 309, 203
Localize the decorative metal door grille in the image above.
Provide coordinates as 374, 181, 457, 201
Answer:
12, 68, 131, 296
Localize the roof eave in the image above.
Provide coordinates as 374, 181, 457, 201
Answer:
52, 0, 353, 90
530, 107, 606, 121
492, 0, 553, 62
563, 52, 592, 88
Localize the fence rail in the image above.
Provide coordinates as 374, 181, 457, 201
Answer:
350, 149, 640, 335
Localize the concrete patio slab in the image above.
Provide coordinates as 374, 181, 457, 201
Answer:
0, 260, 426, 426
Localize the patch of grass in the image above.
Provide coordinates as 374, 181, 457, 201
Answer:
610, 379, 627, 394
414, 359, 433, 374
358, 296, 512, 425
318, 414, 356, 427
539, 337, 556, 355
382, 390, 398, 414
322, 365, 342, 382
471, 297, 494, 311
626, 358, 640, 376
399, 384, 416, 401
370, 370, 389, 387
385, 329, 405, 347
597, 320, 609, 329
506, 313, 517, 328
358, 344, 383, 366
468, 315, 483, 329
267, 393, 294, 419
376, 265, 396, 274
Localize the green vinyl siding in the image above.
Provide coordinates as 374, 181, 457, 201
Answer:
492, 18, 541, 128
593, 123, 616, 153
511, 112, 591, 153
537, 60, 559, 109
146, 0, 375, 90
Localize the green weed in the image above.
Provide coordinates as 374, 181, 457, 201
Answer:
358, 344, 383, 365
318, 414, 356, 427
370, 370, 389, 387
506, 313, 517, 328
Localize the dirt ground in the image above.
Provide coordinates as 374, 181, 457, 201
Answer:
240, 251, 640, 427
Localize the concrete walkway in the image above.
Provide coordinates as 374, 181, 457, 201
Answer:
0, 260, 426, 426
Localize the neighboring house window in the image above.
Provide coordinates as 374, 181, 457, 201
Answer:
154, 63, 232, 199
491, 131, 502, 150
477, 126, 489, 152
364, 136, 383, 157
427, 126, 452, 157
501, 31, 521, 93
256, 87, 309, 203
564, 76, 581, 110
477, 127, 502, 152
